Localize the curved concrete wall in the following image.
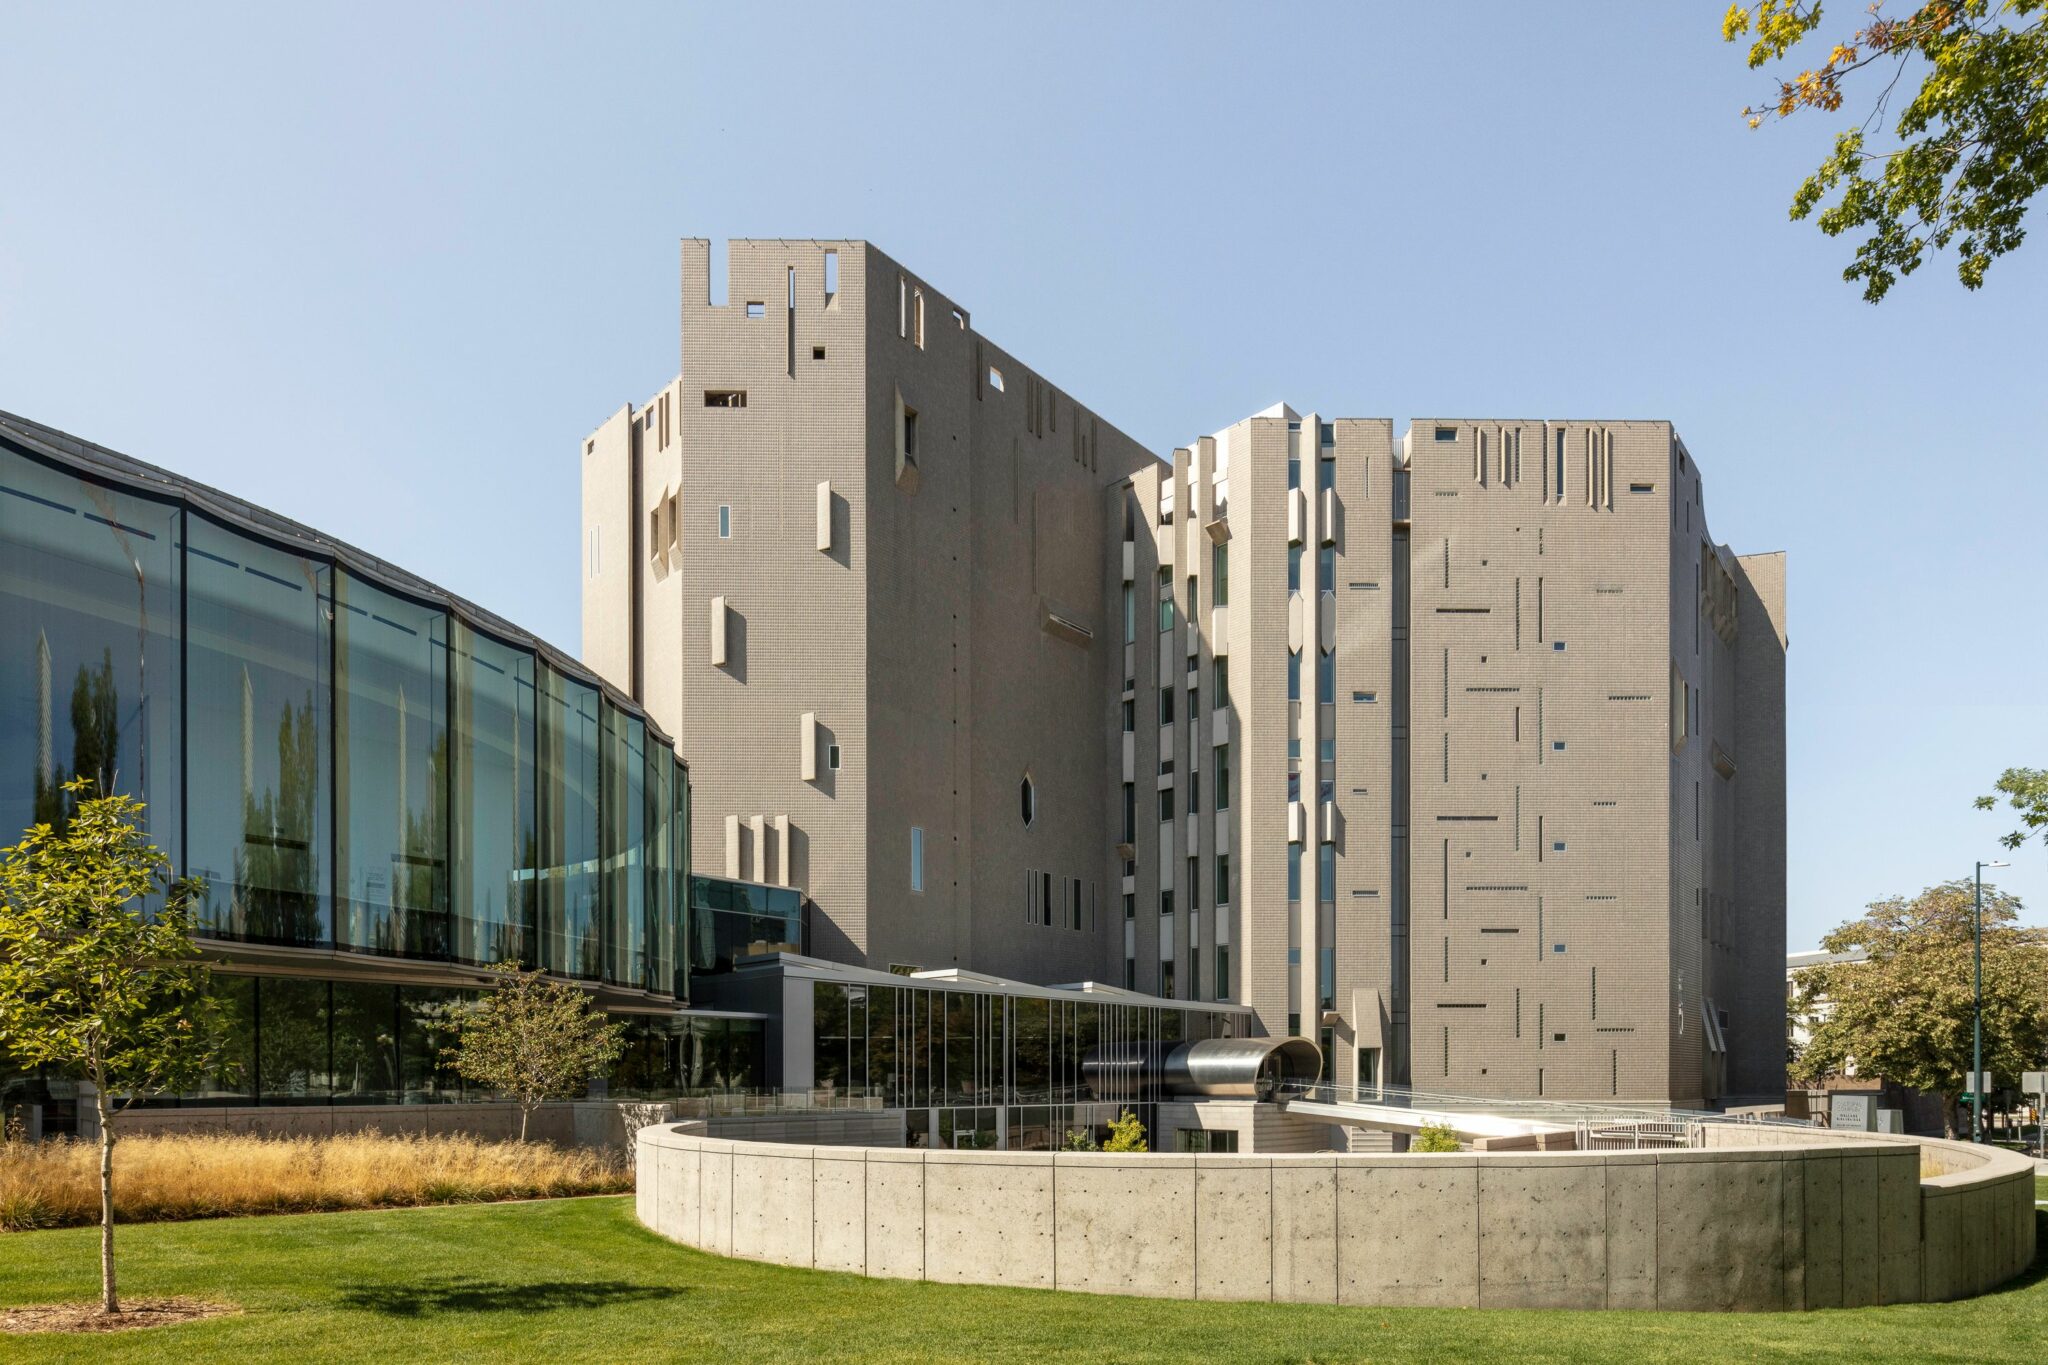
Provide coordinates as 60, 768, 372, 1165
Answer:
635, 1124, 2037, 1311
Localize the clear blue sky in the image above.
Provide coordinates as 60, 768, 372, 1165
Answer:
3, 3, 2042, 948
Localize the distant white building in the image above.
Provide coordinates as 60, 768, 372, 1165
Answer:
1786, 947, 1868, 1066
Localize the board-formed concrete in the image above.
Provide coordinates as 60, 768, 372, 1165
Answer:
636, 1122, 2037, 1310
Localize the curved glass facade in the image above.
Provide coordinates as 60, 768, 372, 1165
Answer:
0, 433, 689, 1001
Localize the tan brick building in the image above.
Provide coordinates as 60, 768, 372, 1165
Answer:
584, 240, 1787, 1108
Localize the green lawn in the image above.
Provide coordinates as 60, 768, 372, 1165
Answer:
0, 1198, 2041, 1364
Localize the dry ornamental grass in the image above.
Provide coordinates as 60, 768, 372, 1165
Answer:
0, 1131, 631, 1231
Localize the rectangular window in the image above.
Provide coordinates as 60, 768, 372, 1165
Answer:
1160, 889, 1174, 917
1213, 656, 1229, 708
1125, 958, 1136, 990
1318, 544, 1334, 593
1288, 544, 1303, 593
898, 276, 908, 338
1317, 651, 1334, 705
704, 390, 747, 407
744, 301, 765, 319
1434, 426, 1456, 442
1287, 651, 1301, 701
1122, 583, 1135, 644
1212, 541, 1229, 606
1318, 456, 1335, 491
1214, 744, 1231, 810
1122, 699, 1135, 732
1187, 855, 1200, 912
987, 365, 1005, 391
1214, 852, 1230, 904
1161, 960, 1176, 999
913, 289, 925, 348
902, 407, 918, 459
909, 827, 924, 892
1352, 690, 1377, 704
1070, 876, 1083, 930
1190, 948, 1201, 1000
1158, 568, 1174, 632
823, 249, 838, 299
828, 743, 841, 771
1123, 892, 1135, 921
1216, 945, 1231, 999
1159, 685, 1175, 726
1121, 784, 1135, 842
1188, 772, 1200, 815
717, 505, 731, 539
1158, 787, 1174, 822
1319, 842, 1335, 902
1287, 844, 1302, 902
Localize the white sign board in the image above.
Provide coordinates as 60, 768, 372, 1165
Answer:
2022, 1070, 2047, 1097
1967, 1071, 1995, 1095
1830, 1094, 1875, 1132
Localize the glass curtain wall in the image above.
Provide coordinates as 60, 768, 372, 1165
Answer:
0, 446, 182, 865
601, 701, 648, 989
450, 622, 537, 967
813, 980, 1236, 1147
335, 571, 450, 959
538, 664, 603, 979
130, 975, 756, 1108
186, 514, 331, 945
0, 438, 687, 998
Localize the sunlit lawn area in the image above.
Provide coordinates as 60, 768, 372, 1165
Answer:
1, 1197, 2042, 1363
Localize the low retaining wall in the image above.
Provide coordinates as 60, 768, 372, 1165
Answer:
634, 1124, 2037, 1310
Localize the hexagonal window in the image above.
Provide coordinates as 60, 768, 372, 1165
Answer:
1020, 775, 1035, 828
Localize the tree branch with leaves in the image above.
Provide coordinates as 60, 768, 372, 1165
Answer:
1724, 1, 2048, 300
1976, 766, 2048, 852
0, 780, 229, 1315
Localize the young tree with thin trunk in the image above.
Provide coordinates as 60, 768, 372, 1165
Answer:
1791, 879, 2048, 1137
449, 962, 624, 1141
0, 780, 227, 1315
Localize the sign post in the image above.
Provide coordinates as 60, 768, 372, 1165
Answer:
2024, 1071, 2047, 1159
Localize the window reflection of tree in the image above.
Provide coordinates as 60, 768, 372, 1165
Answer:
232, 696, 321, 944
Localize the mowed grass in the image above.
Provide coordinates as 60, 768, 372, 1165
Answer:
0, 1198, 2042, 1364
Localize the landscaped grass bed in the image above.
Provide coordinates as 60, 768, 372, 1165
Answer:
0, 1134, 629, 1231
0, 1198, 2041, 1362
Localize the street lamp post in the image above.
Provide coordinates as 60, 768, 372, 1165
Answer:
1971, 859, 2010, 1143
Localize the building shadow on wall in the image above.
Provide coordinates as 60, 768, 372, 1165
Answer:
336, 1275, 683, 1317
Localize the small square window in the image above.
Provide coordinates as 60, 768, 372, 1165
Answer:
988, 365, 1005, 392
1552, 740, 1565, 752
717, 505, 732, 539
1552, 944, 1565, 954
745, 301, 765, 319
1552, 640, 1566, 652
1553, 1032, 1566, 1041
1552, 840, 1566, 852
812, 346, 826, 360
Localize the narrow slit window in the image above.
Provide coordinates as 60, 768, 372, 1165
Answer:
823, 249, 838, 300
717, 505, 732, 539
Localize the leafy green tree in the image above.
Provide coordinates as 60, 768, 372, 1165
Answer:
448, 962, 625, 1141
1792, 880, 2048, 1136
1102, 1109, 1149, 1153
1723, 2, 2048, 300
1412, 1122, 1463, 1154
0, 780, 228, 1314
1976, 767, 2048, 853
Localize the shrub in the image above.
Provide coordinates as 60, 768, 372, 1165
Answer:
1411, 1122, 1462, 1153
1102, 1110, 1149, 1153
0, 1131, 630, 1231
